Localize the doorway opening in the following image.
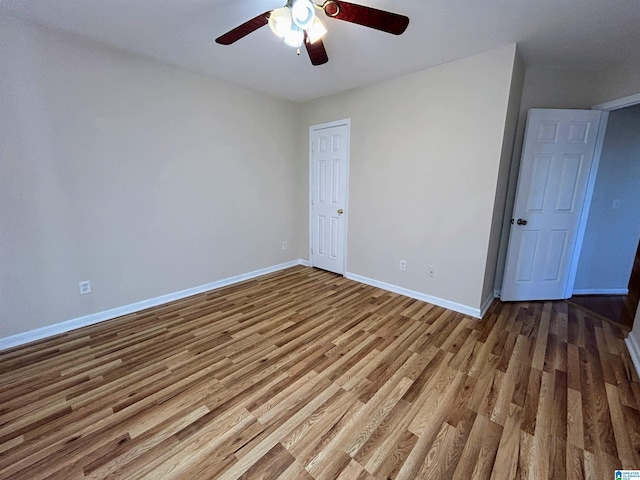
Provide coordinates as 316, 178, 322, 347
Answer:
568, 96, 640, 330
308, 119, 350, 275
568, 239, 640, 330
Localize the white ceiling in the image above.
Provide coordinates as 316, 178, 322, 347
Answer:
2, 0, 640, 102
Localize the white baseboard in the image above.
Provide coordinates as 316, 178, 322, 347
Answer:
572, 288, 629, 295
345, 272, 483, 318
0, 260, 307, 352
480, 294, 496, 318
625, 331, 640, 380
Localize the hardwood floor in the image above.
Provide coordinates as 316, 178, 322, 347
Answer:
1, 266, 639, 479
568, 240, 640, 331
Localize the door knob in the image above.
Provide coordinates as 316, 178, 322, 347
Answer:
516, 218, 528, 225
337, 209, 344, 215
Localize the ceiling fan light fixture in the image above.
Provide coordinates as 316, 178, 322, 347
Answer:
283, 24, 304, 48
216, 1, 409, 66
291, 0, 316, 29
322, 0, 340, 17
306, 17, 327, 44
268, 7, 292, 38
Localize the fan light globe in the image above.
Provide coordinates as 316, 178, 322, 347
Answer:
306, 17, 327, 43
283, 25, 304, 47
291, 0, 316, 29
268, 7, 292, 38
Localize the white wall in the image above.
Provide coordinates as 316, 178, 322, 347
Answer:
574, 105, 640, 292
519, 68, 601, 112
299, 45, 519, 312
482, 51, 525, 302
0, 16, 303, 338
593, 60, 640, 106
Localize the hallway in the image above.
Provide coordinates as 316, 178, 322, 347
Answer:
568, 240, 640, 330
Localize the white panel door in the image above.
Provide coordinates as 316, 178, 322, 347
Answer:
310, 121, 350, 274
501, 109, 603, 301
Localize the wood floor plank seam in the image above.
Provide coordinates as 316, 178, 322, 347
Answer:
1, 266, 639, 479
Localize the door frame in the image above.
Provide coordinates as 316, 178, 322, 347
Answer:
503, 92, 640, 299
500, 109, 608, 301
308, 118, 351, 275
562, 110, 609, 297
570, 92, 640, 295
591, 93, 640, 334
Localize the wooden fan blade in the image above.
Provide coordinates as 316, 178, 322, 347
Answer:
215, 11, 271, 45
304, 33, 329, 66
323, 1, 409, 35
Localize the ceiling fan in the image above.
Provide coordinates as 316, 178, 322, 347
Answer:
215, 0, 409, 66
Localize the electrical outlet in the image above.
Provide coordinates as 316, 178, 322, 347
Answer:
399, 260, 407, 271
282, 241, 288, 250
79, 280, 92, 295
427, 266, 436, 278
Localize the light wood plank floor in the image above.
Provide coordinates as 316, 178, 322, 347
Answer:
1, 266, 639, 479
568, 239, 640, 331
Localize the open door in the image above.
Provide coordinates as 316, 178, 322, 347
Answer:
501, 109, 604, 301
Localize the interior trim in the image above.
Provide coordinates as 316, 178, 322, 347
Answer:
345, 271, 484, 318
572, 288, 629, 295
0, 260, 307, 352
625, 332, 640, 378
592, 92, 640, 111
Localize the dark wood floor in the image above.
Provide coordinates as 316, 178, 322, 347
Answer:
1, 266, 639, 479
568, 240, 640, 330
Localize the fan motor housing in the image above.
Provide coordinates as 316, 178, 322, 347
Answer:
323, 1, 341, 17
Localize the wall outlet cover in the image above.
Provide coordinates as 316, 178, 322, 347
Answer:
79, 280, 92, 295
